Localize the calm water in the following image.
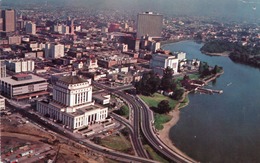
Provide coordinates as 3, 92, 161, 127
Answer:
163, 41, 260, 163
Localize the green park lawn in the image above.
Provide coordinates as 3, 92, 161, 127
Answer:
140, 93, 178, 109
154, 113, 172, 130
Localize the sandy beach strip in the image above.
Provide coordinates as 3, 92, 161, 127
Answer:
157, 92, 193, 159
202, 51, 231, 57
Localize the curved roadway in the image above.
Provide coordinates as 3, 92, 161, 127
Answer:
93, 82, 198, 163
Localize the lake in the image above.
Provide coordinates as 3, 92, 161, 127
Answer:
163, 40, 260, 163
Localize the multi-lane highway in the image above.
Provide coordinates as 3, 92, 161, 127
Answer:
93, 82, 148, 159
93, 82, 198, 163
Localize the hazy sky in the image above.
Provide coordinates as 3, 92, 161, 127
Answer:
2, 0, 260, 22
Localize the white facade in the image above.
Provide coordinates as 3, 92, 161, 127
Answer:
50, 44, 64, 59
4, 59, 35, 73
25, 22, 36, 35
150, 53, 179, 74
37, 74, 108, 130
0, 95, 5, 111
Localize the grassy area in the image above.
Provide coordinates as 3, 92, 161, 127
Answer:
175, 73, 201, 81
154, 113, 172, 130
188, 73, 201, 80
140, 93, 178, 109
144, 144, 169, 163
101, 134, 133, 154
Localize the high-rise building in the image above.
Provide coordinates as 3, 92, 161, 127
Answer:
135, 12, 163, 51
0, 9, 16, 32
25, 22, 36, 35
136, 12, 163, 39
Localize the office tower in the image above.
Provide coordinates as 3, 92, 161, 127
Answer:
136, 12, 163, 39
0, 9, 16, 32
135, 12, 163, 51
25, 22, 36, 35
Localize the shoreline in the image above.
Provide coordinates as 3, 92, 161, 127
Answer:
161, 39, 193, 47
157, 91, 192, 158
201, 51, 231, 57
157, 72, 223, 161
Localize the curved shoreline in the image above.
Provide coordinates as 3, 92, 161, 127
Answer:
158, 92, 192, 158
157, 72, 223, 161
201, 51, 231, 57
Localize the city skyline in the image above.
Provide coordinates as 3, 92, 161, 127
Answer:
1, 0, 260, 23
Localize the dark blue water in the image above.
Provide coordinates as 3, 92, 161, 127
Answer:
163, 41, 260, 163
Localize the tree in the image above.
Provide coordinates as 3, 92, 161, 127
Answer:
117, 105, 129, 116
161, 67, 175, 91
212, 65, 222, 74
135, 71, 160, 95
199, 62, 211, 77
157, 100, 171, 114
171, 88, 185, 101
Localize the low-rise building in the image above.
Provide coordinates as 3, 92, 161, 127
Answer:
0, 74, 48, 100
92, 93, 111, 105
150, 53, 179, 75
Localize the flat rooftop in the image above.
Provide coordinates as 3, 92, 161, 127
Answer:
0, 74, 47, 86
69, 104, 104, 117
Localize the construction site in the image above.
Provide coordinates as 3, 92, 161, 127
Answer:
1, 112, 108, 163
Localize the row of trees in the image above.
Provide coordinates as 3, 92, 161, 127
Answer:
199, 62, 223, 77
135, 67, 178, 96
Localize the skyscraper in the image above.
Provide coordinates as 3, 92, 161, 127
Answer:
0, 9, 16, 32
136, 12, 163, 39
135, 12, 163, 51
